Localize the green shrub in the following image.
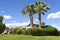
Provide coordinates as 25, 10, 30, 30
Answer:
25, 27, 42, 36
41, 25, 59, 36
24, 25, 59, 36
12, 25, 58, 36
22, 28, 26, 35
13, 27, 22, 34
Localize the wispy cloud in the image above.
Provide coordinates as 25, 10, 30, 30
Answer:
11, 21, 17, 23
5, 20, 60, 31
5, 20, 30, 28
35, 19, 38, 22
3, 15, 12, 19
47, 11, 60, 19
20, 21, 29, 26
34, 19, 38, 24
5, 19, 39, 28
5, 22, 21, 28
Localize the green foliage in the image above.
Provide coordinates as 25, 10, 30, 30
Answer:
13, 27, 22, 34
0, 16, 6, 34
25, 27, 42, 36
42, 25, 56, 31
0, 16, 3, 22
0, 24, 6, 33
34, 1, 50, 13
10, 25, 59, 36
21, 4, 35, 15
23, 25, 58, 36
22, 28, 27, 35
41, 25, 59, 36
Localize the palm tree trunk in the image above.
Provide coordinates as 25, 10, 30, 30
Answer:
29, 12, 33, 28
38, 11, 41, 28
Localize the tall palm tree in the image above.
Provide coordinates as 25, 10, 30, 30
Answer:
34, 1, 50, 28
21, 4, 35, 28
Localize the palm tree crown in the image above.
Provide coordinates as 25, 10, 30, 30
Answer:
21, 1, 50, 28
21, 4, 35, 27
34, 1, 50, 28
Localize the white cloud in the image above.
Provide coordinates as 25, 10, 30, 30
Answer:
3, 15, 12, 19
5, 21, 30, 28
47, 11, 60, 19
35, 19, 38, 22
5, 22, 21, 28
34, 19, 38, 24
11, 21, 17, 23
21, 21, 29, 26
5, 19, 39, 28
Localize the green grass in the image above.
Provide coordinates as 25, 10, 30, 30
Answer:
0, 34, 60, 40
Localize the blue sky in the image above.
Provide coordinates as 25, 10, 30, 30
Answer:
0, 0, 60, 30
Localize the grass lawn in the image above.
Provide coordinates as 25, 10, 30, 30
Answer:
0, 34, 60, 40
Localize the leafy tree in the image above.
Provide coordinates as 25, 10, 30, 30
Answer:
0, 16, 6, 34
0, 16, 3, 22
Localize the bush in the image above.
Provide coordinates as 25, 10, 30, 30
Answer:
11, 25, 58, 36
13, 27, 22, 34
41, 25, 59, 36
23, 25, 59, 36
22, 28, 26, 35
25, 27, 42, 36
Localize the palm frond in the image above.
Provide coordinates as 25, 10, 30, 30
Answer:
42, 12, 45, 15
47, 7, 50, 10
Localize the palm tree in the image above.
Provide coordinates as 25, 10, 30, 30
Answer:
21, 4, 35, 28
34, 1, 50, 28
